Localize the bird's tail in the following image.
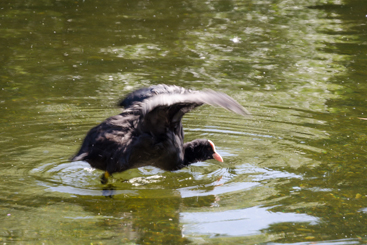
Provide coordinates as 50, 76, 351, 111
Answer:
71, 152, 89, 161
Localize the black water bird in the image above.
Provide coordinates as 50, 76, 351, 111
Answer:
72, 84, 250, 184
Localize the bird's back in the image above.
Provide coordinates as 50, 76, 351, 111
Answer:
72, 111, 139, 172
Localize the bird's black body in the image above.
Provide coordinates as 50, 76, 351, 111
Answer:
72, 84, 249, 183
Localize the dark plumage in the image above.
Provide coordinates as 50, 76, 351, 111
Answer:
72, 84, 249, 183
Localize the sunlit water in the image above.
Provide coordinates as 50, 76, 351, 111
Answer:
1, 0, 367, 244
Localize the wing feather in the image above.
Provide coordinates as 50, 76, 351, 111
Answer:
139, 90, 250, 117
132, 90, 250, 138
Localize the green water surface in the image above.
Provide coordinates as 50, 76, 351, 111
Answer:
1, 0, 367, 244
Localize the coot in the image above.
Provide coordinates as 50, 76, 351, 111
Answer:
72, 85, 250, 184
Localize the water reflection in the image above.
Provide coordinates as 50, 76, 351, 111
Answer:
182, 206, 318, 237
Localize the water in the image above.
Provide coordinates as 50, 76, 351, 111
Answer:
1, 0, 367, 244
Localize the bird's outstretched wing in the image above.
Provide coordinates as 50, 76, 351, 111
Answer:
119, 84, 191, 108
133, 90, 250, 137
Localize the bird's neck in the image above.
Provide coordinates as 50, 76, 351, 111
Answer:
183, 140, 206, 166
